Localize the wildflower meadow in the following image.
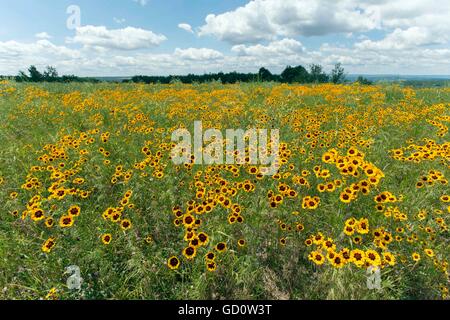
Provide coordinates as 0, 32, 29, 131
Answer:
0, 80, 449, 300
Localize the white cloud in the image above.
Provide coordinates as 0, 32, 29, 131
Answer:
199, 0, 379, 44
363, 0, 450, 30
113, 17, 126, 24
133, 0, 148, 6
232, 38, 305, 57
1, 38, 449, 76
355, 27, 444, 51
0, 39, 80, 59
192, 0, 450, 75
35, 32, 51, 39
68, 25, 166, 50
316, 40, 450, 74
0, 39, 82, 75
174, 48, 224, 61
178, 23, 194, 33
2, 0, 450, 77
198, 0, 450, 47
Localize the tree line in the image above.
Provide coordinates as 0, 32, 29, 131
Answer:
129, 63, 372, 84
10, 64, 373, 85
14, 65, 100, 83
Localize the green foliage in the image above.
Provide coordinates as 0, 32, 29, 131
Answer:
309, 64, 329, 83
28, 65, 43, 82
331, 63, 347, 84
43, 66, 59, 82
356, 76, 373, 85
281, 65, 310, 83
14, 65, 99, 83
0, 82, 448, 300
131, 64, 348, 85
10, 63, 358, 86
258, 67, 274, 82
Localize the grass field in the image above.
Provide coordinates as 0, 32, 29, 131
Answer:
0, 80, 449, 300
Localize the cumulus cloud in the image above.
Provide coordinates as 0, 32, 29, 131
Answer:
317, 40, 450, 74
198, 0, 380, 44
174, 47, 224, 61
355, 27, 444, 51
67, 25, 166, 50
232, 38, 305, 56
178, 23, 194, 33
198, 0, 450, 47
1, 37, 449, 76
35, 32, 51, 39
2, 0, 450, 76
364, 0, 450, 30
0, 39, 80, 59
0, 39, 82, 75
192, 0, 450, 75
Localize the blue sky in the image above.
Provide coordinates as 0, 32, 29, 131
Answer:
0, 0, 245, 50
0, 0, 449, 76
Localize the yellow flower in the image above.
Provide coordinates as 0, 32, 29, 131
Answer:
101, 233, 112, 245
382, 252, 396, 266
322, 238, 336, 251
59, 215, 74, 228
205, 252, 216, 261
330, 253, 345, 268
206, 261, 217, 272
308, 251, 325, 265
215, 242, 227, 253
45, 287, 58, 300
30, 208, 45, 221
120, 219, 132, 230
45, 217, 54, 228
350, 249, 366, 267
312, 232, 324, 245
167, 256, 180, 270
145, 235, 153, 244
68, 205, 81, 217
365, 250, 381, 266
424, 248, 434, 258
356, 218, 369, 234
42, 237, 56, 253
182, 246, 197, 260
343, 225, 355, 236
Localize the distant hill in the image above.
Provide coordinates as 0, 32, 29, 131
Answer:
93, 76, 132, 82
92, 74, 450, 83
346, 74, 450, 82
3, 73, 450, 87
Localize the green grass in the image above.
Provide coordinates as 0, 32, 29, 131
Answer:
0, 81, 449, 300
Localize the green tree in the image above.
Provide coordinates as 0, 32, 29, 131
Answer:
281, 65, 310, 83
43, 66, 59, 81
28, 65, 43, 82
15, 70, 29, 82
309, 64, 329, 83
330, 63, 346, 84
355, 76, 373, 85
258, 67, 273, 82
